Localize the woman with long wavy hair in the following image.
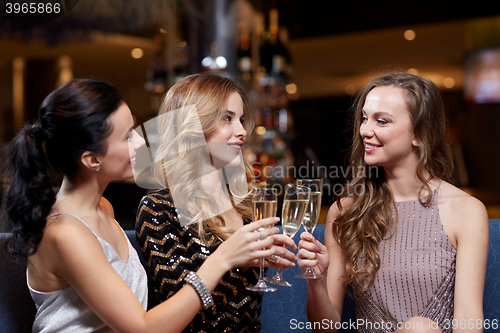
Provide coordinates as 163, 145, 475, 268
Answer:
297, 72, 488, 333
135, 73, 297, 333
2, 78, 289, 333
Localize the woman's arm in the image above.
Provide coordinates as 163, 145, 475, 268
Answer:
297, 202, 349, 332
132, 193, 292, 332
43, 207, 279, 333
239, 231, 297, 272
452, 195, 489, 333
135, 195, 206, 303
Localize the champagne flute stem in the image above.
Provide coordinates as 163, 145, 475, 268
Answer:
259, 257, 264, 280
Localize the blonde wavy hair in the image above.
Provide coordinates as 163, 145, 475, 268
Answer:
333, 72, 454, 291
154, 74, 255, 242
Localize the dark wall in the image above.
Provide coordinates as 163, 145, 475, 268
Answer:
25, 60, 59, 124
463, 103, 500, 192
290, 96, 353, 206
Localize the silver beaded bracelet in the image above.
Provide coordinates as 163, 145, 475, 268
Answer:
184, 271, 214, 309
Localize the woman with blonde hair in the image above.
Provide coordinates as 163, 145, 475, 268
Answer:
297, 72, 488, 332
136, 74, 297, 332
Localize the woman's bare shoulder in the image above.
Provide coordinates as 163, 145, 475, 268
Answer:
326, 197, 353, 225
43, 214, 97, 247
35, 213, 102, 276
438, 182, 487, 218
437, 181, 488, 240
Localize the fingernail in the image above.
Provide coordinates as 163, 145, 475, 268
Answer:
306, 234, 312, 240
274, 217, 280, 222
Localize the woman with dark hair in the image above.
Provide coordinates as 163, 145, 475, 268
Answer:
297, 72, 488, 333
3, 78, 286, 333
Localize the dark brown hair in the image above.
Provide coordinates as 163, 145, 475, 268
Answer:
333, 72, 454, 291
4, 79, 122, 258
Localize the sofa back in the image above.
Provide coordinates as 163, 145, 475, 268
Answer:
1, 219, 499, 333
0, 235, 36, 333
484, 218, 500, 331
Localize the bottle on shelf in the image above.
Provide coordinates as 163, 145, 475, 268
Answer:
258, 11, 273, 78
269, 9, 282, 78
236, 22, 252, 82
145, 33, 167, 94
269, 9, 292, 83
279, 27, 293, 81
238, 8, 296, 186
174, 40, 191, 83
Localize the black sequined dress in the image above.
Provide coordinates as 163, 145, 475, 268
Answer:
136, 189, 263, 333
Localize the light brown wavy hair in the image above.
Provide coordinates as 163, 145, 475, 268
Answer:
154, 74, 255, 243
333, 72, 454, 291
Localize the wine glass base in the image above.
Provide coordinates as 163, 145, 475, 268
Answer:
264, 275, 292, 287
245, 280, 276, 292
295, 272, 324, 279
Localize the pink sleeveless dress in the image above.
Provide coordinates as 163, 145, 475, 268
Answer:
354, 189, 457, 333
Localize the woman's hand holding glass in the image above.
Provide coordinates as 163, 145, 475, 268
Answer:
246, 187, 279, 292
263, 234, 297, 268
297, 231, 329, 278
215, 217, 282, 272
248, 187, 297, 272
296, 179, 324, 279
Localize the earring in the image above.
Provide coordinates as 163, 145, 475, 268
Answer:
96, 167, 100, 172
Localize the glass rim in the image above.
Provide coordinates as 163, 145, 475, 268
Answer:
296, 179, 323, 192
285, 183, 311, 192
251, 186, 278, 201
251, 186, 278, 193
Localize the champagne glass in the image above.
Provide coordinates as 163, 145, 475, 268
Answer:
246, 187, 278, 292
295, 179, 324, 279
265, 184, 310, 287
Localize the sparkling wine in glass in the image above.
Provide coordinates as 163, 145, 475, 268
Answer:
246, 187, 278, 292
265, 184, 310, 287
296, 179, 324, 279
